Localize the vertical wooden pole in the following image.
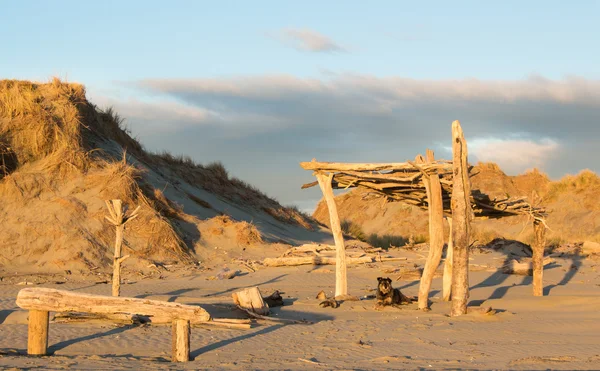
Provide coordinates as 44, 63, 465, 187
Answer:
27, 310, 49, 356
316, 171, 348, 297
171, 319, 191, 362
442, 217, 453, 301
450, 120, 472, 317
417, 150, 445, 310
111, 200, 124, 297
532, 220, 546, 296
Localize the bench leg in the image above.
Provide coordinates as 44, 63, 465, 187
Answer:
171, 319, 190, 362
28, 310, 49, 356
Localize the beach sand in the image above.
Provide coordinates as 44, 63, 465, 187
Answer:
1, 248, 599, 370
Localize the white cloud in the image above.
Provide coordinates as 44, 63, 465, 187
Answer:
276, 28, 345, 52
469, 137, 561, 174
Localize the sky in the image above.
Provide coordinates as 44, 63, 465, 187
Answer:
2, 1, 599, 212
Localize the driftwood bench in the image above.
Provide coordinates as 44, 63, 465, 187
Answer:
16, 288, 218, 362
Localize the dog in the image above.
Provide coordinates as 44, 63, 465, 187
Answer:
375, 277, 412, 309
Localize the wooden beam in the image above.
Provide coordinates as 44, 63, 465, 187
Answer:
301, 161, 452, 172
532, 220, 546, 296
442, 217, 453, 301
171, 319, 190, 362
450, 120, 472, 317
27, 310, 49, 356
316, 172, 348, 297
16, 288, 211, 323
417, 150, 445, 310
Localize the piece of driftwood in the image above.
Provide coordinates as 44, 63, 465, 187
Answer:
263, 290, 284, 307
316, 290, 327, 300
105, 199, 140, 297
319, 298, 339, 308
171, 319, 190, 362
532, 219, 546, 296
263, 256, 373, 267
232, 287, 269, 315
450, 120, 472, 317
28, 310, 49, 356
16, 288, 211, 323
236, 305, 311, 324
417, 150, 445, 311
316, 171, 348, 297
503, 257, 555, 275
443, 216, 453, 301
16, 287, 212, 361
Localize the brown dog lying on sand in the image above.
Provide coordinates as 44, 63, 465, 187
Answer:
375, 277, 414, 309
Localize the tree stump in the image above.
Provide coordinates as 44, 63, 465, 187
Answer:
232, 287, 270, 315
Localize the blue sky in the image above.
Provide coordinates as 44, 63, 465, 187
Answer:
2, 1, 599, 211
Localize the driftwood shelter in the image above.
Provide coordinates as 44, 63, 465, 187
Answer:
301, 121, 547, 316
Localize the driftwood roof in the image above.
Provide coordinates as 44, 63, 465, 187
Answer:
300, 160, 547, 221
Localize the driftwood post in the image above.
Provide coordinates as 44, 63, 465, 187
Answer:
442, 217, 453, 301
417, 150, 445, 310
315, 170, 348, 297
105, 200, 140, 297
172, 319, 191, 362
532, 219, 546, 296
27, 310, 49, 356
450, 120, 472, 316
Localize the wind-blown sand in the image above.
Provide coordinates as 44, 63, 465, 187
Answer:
1, 247, 599, 370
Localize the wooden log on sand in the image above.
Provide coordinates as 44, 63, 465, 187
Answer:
450, 120, 472, 317
232, 287, 270, 315
417, 150, 446, 311
263, 256, 378, 267
16, 288, 211, 324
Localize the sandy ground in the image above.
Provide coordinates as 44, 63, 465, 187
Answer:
1, 248, 599, 370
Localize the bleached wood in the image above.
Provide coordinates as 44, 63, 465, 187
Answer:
301, 161, 452, 172
316, 171, 348, 297
16, 288, 211, 323
232, 287, 269, 316
27, 310, 49, 356
532, 220, 546, 296
263, 256, 374, 267
450, 120, 472, 317
171, 319, 190, 362
442, 217, 453, 301
417, 150, 446, 310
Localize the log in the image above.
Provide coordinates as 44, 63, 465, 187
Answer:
262, 256, 374, 267
442, 217, 453, 301
171, 319, 190, 362
532, 220, 546, 296
16, 288, 211, 323
417, 150, 446, 310
301, 160, 452, 172
27, 310, 49, 356
316, 171, 348, 297
232, 287, 269, 315
503, 257, 554, 275
450, 120, 472, 317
